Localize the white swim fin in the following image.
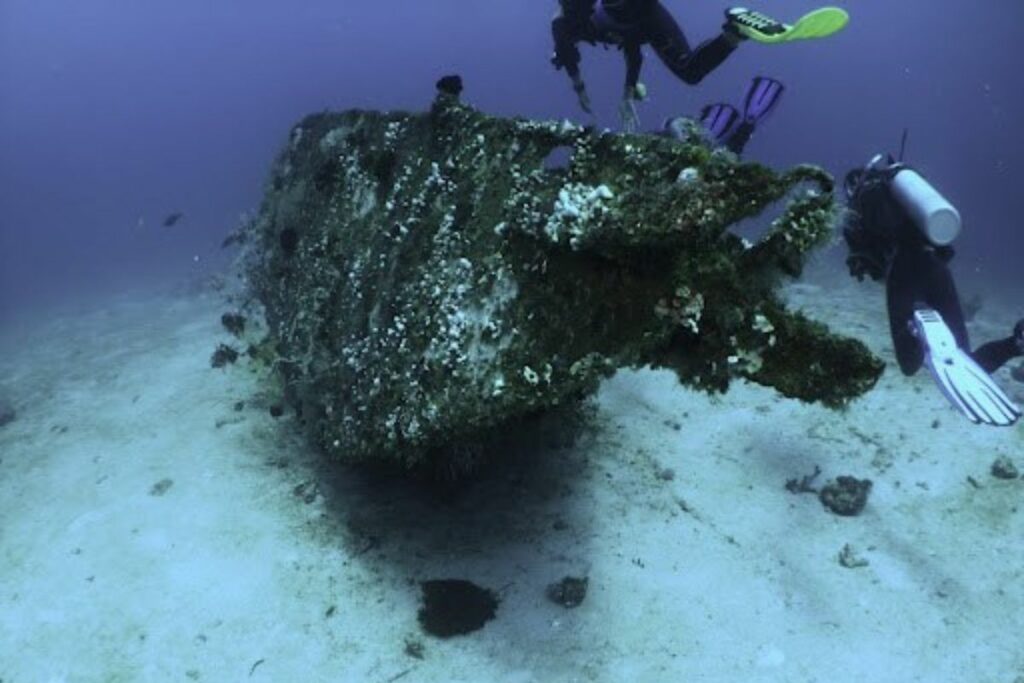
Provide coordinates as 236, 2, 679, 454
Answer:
912, 309, 1021, 426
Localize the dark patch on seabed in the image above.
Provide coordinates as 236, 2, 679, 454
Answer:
0, 398, 15, 428
418, 579, 500, 637
546, 575, 589, 608
819, 475, 872, 516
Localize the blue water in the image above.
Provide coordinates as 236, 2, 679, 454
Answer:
1, 1, 1021, 319
1, 4, 1023, 681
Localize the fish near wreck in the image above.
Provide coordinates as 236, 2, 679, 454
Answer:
244, 92, 883, 473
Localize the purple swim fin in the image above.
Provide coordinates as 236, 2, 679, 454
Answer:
699, 103, 740, 143
743, 76, 785, 123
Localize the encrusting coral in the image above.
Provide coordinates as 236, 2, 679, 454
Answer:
241, 91, 883, 474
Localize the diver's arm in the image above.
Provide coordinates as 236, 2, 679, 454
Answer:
552, 13, 592, 113
552, 13, 584, 83
623, 42, 643, 92
842, 181, 898, 282
842, 219, 890, 282
617, 42, 643, 132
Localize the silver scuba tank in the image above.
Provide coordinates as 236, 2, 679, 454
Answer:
889, 167, 962, 247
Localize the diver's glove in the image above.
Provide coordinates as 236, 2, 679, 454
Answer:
619, 83, 646, 133
572, 77, 593, 114
619, 98, 640, 133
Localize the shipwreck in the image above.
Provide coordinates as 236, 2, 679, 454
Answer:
240, 88, 883, 474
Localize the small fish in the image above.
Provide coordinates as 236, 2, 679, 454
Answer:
163, 211, 184, 227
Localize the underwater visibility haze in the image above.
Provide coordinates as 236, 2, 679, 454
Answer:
2, 0, 1023, 316
1, 1, 1023, 681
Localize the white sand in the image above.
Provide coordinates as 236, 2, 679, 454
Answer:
1, 273, 1022, 683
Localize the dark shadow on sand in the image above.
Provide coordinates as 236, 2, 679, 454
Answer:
274, 407, 604, 672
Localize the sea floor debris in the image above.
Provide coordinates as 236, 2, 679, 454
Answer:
417, 579, 500, 638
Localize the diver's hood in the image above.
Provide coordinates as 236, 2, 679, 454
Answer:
845, 153, 898, 200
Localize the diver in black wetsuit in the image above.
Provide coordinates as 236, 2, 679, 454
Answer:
551, 1, 782, 131
844, 156, 1023, 375
843, 153, 1023, 425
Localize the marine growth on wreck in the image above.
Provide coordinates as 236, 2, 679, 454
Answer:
244, 91, 884, 473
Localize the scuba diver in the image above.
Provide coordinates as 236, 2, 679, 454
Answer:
843, 152, 1024, 426
550, 1, 848, 131
663, 75, 784, 155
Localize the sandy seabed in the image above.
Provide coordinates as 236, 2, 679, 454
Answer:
1, 269, 1022, 683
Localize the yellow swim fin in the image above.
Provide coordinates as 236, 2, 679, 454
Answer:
783, 7, 850, 42
728, 7, 850, 45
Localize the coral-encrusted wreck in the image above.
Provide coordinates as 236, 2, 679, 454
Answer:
245, 91, 883, 473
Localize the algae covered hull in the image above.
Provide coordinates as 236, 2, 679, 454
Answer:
247, 94, 883, 470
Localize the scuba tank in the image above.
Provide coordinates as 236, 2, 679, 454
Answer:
889, 168, 961, 246
848, 153, 962, 247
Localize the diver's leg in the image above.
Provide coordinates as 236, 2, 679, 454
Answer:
901, 247, 1021, 373
886, 249, 928, 375
889, 246, 978, 375
724, 121, 754, 155
920, 249, 971, 351
644, 2, 739, 85
972, 320, 1024, 373
972, 338, 1021, 373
